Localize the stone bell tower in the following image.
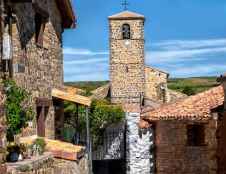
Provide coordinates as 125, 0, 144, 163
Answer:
109, 11, 145, 105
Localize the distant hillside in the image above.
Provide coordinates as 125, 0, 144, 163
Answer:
65, 81, 109, 95
168, 77, 219, 95
65, 77, 220, 96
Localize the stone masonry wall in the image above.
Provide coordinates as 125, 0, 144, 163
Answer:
144, 66, 168, 103
109, 19, 145, 104
7, 156, 89, 174
155, 120, 217, 174
6, 1, 64, 139
126, 113, 152, 174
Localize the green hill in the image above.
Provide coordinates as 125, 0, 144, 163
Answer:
65, 77, 220, 96
168, 77, 219, 95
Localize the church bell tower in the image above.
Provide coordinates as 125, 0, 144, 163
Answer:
109, 11, 145, 104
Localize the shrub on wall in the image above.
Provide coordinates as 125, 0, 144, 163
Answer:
3, 80, 34, 141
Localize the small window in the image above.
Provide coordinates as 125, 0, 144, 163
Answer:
126, 66, 129, 73
187, 124, 205, 146
35, 13, 45, 47
122, 24, 131, 39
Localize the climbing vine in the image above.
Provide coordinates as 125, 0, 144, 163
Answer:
3, 80, 34, 141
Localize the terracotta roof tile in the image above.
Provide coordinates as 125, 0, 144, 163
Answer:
109, 11, 145, 20
141, 85, 224, 121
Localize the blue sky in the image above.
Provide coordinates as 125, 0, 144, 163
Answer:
63, 0, 226, 82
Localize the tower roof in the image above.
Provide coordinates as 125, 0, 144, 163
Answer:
108, 10, 145, 20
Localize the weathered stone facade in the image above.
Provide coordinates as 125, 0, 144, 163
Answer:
154, 120, 217, 174
108, 11, 184, 107
144, 66, 169, 103
0, 0, 75, 139
126, 112, 152, 174
7, 153, 88, 174
109, 12, 145, 104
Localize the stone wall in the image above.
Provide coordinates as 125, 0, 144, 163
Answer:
109, 19, 145, 104
126, 113, 152, 174
7, 154, 88, 174
0, 85, 6, 173
3, 0, 64, 139
154, 120, 217, 174
144, 66, 168, 103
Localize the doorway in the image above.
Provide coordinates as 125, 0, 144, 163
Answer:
36, 98, 51, 137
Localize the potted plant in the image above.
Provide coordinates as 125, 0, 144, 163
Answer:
6, 143, 20, 162
31, 138, 46, 156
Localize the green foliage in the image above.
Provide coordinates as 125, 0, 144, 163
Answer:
168, 77, 219, 95
182, 86, 196, 96
64, 99, 124, 145
31, 138, 46, 155
3, 80, 34, 141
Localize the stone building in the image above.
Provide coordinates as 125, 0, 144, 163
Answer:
90, 10, 186, 174
92, 10, 185, 106
108, 11, 184, 107
0, 0, 76, 139
141, 82, 226, 174
109, 11, 145, 104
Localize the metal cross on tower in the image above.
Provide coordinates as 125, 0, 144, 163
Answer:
121, 0, 129, 10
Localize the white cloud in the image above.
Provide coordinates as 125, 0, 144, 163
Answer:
63, 38, 226, 81
146, 38, 226, 64
64, 57, 108, 65
63, 47, 108, 56
170, 64, 226, 77
152, 38, 226, 50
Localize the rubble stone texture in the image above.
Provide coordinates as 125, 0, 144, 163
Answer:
1, 0, 65, 139
126, 113, 151, 174
144, 66, 169, 103
109, 17, 145, 104
7, 155, 88, 174
155, 120, 217, 174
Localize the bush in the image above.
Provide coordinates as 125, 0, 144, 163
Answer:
31, 138, 46, 155
3, 80, 34, 141
182, 86, 196, 96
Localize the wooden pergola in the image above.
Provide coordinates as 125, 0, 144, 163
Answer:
52, 87, 93, 174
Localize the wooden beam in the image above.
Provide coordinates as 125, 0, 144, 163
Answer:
36, 98, 52, 107
52, 88, 91, 106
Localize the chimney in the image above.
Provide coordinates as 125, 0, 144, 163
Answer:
217, 73, 226, 110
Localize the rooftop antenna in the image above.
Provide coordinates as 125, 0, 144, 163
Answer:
121, 0, 129, 11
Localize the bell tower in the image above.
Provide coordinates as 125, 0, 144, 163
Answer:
108, 11, 145, 104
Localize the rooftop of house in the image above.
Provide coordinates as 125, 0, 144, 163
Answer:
141, 85, 224, 122
108, 10, 145, 20
11, 0, 76, 28
145, 66, 169, 77
55, 0, 76, 28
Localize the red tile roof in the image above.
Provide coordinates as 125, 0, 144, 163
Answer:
108, 11, 145, 20
141, 85, 224, 122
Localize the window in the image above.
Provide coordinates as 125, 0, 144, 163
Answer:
35, 13, 45, 46
126, 66, 129, 73
187, 124, 205, 146
122, 24, 131, 39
